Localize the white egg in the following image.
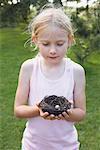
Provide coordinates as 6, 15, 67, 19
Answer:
55, 105, 60, 110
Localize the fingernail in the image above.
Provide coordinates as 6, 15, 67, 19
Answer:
62, 112, 66, 115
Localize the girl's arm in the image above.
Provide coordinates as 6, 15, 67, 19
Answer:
59, 64, 86, 122
14, 60, 40, 118
70, 65, 86, 122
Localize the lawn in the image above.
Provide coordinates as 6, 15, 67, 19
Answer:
0, 28, 100, 150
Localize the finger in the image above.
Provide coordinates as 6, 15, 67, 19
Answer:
40, 111, 49, 118
36, 102, 41, 107
50, 114, 55, 120
55, 116, 60, 120
67, 109, 72, 115
62, 112, 70, 120
58, 114, 65, 120
45, 116, 52, 120
57, 117, 61, 120
43, 112, 49, 117
45, 114, 55, 120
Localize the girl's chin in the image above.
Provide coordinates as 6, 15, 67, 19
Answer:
47, 58, 62, 64
41, 56, 63, 64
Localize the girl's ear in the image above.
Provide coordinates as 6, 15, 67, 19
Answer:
68, 34, 75, 48
32, 36, 37, 45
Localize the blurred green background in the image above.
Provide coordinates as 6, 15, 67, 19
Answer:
0, 0, 100, 149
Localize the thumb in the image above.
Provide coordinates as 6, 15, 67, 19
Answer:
67, 109, 72, 114
36, 102, 40, 107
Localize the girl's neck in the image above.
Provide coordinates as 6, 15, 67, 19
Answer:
40, 55, 65, 68
40, 57, 66, 80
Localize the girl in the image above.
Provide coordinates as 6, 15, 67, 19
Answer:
14, 6, 86, 150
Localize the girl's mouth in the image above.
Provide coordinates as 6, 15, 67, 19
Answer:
48, 56, 59, 59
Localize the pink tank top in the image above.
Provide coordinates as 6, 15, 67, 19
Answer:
22, 56, 80, 150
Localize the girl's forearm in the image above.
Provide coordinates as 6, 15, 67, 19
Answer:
14, 105, 40, 118
67, 108, 86, 122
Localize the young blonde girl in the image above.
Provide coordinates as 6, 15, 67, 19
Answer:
14, 6, 86, 150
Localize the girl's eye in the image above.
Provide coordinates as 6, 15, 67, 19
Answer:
42, 43, 49, 46
57, 43, 64, 46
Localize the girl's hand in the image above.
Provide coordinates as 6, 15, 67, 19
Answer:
37, 103, 61, 120
39, 108, 58, 120
58, 109, 72, 121
58, 108, 86, 122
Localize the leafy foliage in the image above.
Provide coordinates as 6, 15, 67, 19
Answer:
0, 0, 48, 27
70, 2, 100, 64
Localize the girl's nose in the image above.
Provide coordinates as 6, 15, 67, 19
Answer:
49, 46, 56, 55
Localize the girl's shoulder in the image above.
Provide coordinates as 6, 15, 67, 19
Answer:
20, 55, 40, 75
68, 59, 85, 81
20, 58, 35, 79
21, 58, 34, 71
68, 59, 85, 73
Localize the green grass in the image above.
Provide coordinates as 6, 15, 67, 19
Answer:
77, 63, 100, 150
0, 28, 37, 150
0, 28, 100, 150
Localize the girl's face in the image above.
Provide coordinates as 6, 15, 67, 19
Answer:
35, 25, 70, 65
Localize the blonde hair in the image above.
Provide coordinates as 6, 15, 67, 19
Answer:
28, 5, 74, 46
